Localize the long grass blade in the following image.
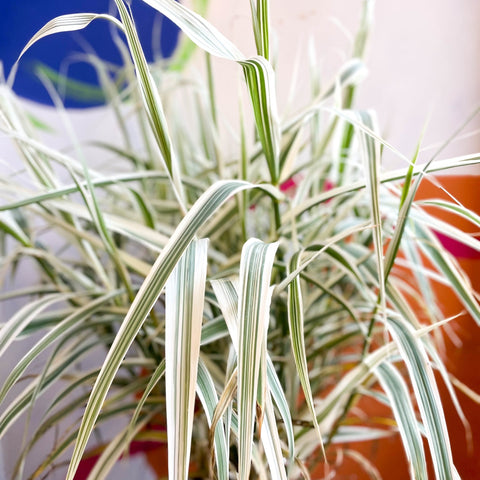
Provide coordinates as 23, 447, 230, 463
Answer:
196, 359, 229, 480
261, 392, 288, 480
414, 222, 480, 325
140, 0, 244, 60
356, 111, 386, 314
86, 415, 153, 480
241, 57, 281, 185
249, 0, 270, 60
139, 0, 280, 185
287, 250, 325, 459
0, 336, 104, 439
8, 13, 121, 85
0, 291, 121, 406
165, 238, 208, 480
212, 278, 295, 462
237, 239, 278, 480
375, 362, 427, 480
387, 314, 456, 480
0, 293, 73, 357
65, 180, 279, 480
114, 0, 186, 209
128, 359, 166, 436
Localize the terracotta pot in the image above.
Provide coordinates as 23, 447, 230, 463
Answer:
310, 174, 480, 479
414, 174, 480, 479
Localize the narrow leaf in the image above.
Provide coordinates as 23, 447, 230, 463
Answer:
165, 238, 208, 480
140, 0, 244, 60
375, 362, 427, 480
9, 13, 120, 84
237, 239, 278, 480
65, 181, 278, 480
387, 315, 456, 480
288, 250, 325, 459
196, 359, 229, 480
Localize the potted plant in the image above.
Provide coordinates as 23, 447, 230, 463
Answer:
1, 0, 479, 479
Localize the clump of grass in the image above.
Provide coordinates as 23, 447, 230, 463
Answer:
1, 1, 479, 479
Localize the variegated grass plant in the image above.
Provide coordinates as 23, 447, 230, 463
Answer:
1, 0, 480, 479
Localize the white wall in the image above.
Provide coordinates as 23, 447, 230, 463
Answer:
202, 0, 480, 169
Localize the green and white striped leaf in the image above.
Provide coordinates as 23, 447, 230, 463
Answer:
140, 0, 280, 185
128, 359, 166, 435
0, 293, 73, 358
330, 426, 392, 444
387, 315, 456, 480
241, 57, 281, 185
27, 400, 156, 480
140, 0, 244, 60
287, 250, 325, 458
312, 311, 460, 431
414, 221, 480, 325
0, 211, 30, 245
212, 278, 295, 461
237, 239, 278, 480
375, 362, 427, 480
419, 198, 480, 228
0, 291, 121, 406
266, 356, 295, 462
165, 238, 208, 480
249, 0, 270, 60
86, 416, 153, 480
412, 200, 480, 256
9, 13, 120, 84
0, 336, 104, 439
295, 341, 396, 457
356, 110, 386, 312
196, 359, 229, 480
65, 181, 279, 480
113, 0, 185, 208
261, 391, 288, 480
211, 277, 240, 351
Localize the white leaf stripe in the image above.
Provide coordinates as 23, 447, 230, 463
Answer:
266, 356, 295, 462
211, 278, 239, 351
260, 392, 288, 480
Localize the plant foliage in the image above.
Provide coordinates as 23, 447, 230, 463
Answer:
1, 0, 479, 479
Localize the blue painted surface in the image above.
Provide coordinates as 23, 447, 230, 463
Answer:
0, 0, 180, 108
